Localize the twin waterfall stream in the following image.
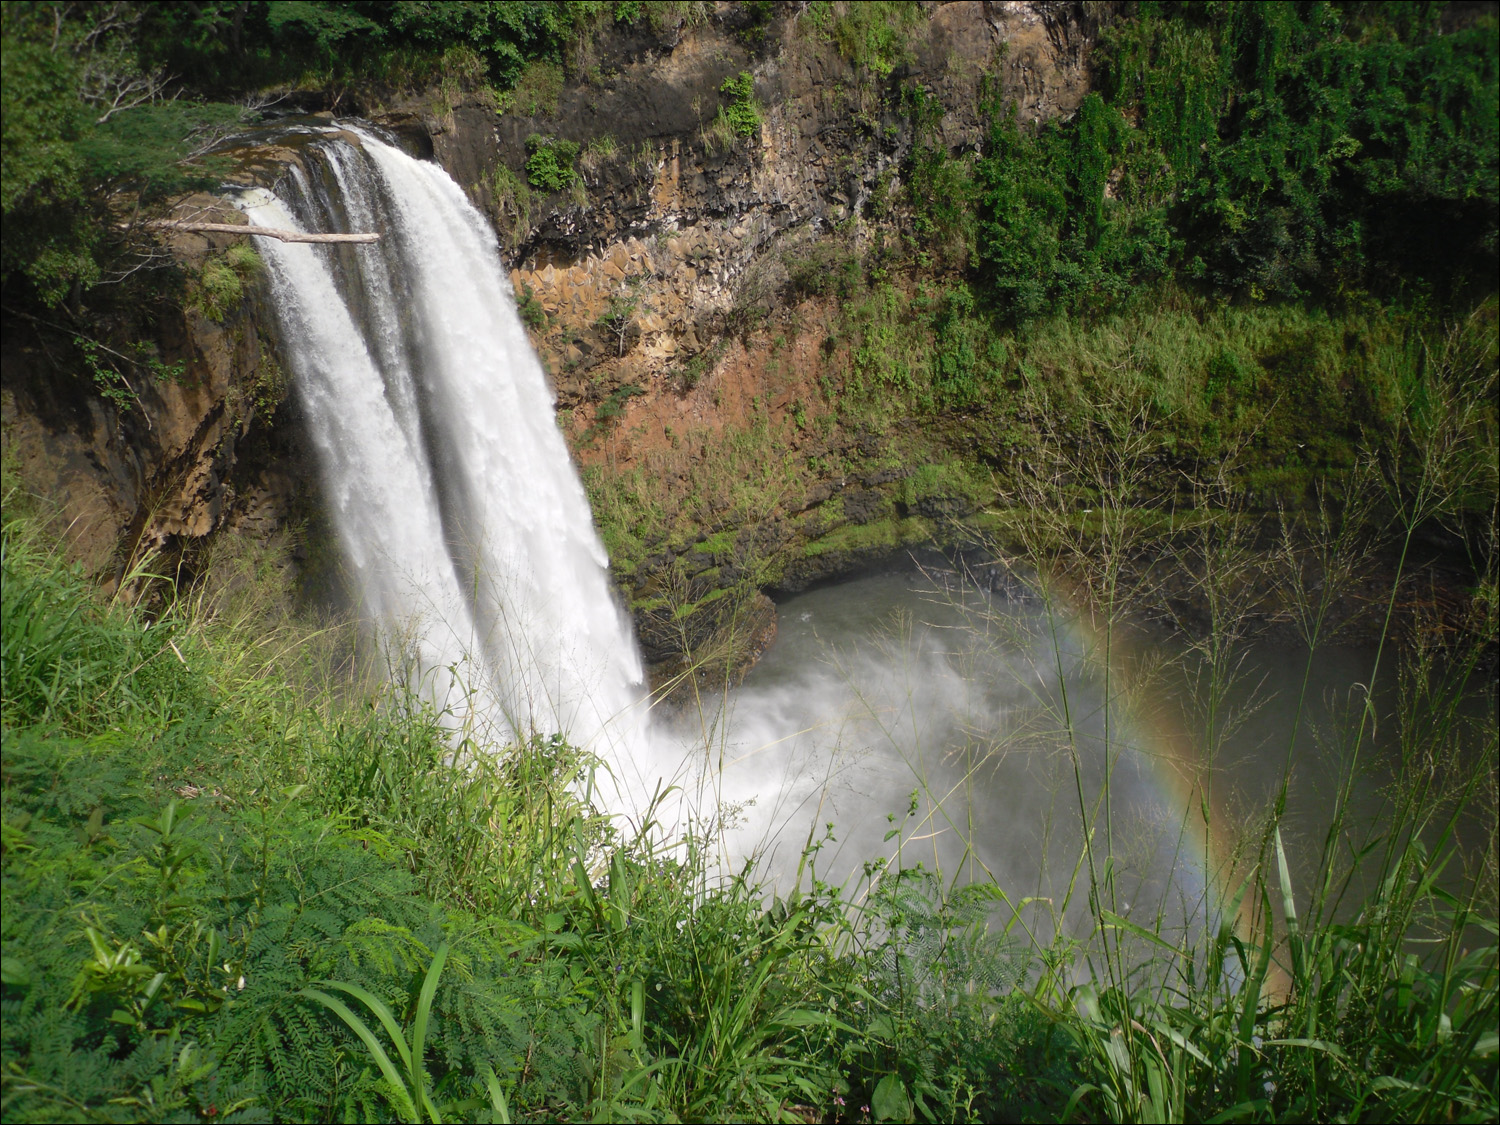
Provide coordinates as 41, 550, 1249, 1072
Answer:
241, 127, 650, 791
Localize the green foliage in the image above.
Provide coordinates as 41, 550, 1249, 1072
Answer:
906, 136, 976, 269
716, 71, 762, 139
804, 0, 925, 79
75, 338, 138, 414
524, 134, 580, 192
888, 3, 1500, 326
516, 282, 547, 330
848, 283, 916, 394
0, 6, 248, 307
0, 16, 96, 305
672, 338, 725, 392
66, 335, 189, 419
594, 383, 646, 428
809, 264, 1483, 515
1000, 285, 1453, 473
1057, 689, 1499, 1124
300, 944, 454, 1123
223, 243, 260, 275
784, 238, 862, 300
970, 98, 1170, 325
210, 1, 608, 90
835, 865, 1061, 1123
265, 0, 384, 57
1098, 2, 1499, 298
927, 284, 1005, 408
0, 507, 604, 1122
75, 101, 240, 200
0, 32, 87, 218
1097, 13, 1226, 193
595, 285, 641, 359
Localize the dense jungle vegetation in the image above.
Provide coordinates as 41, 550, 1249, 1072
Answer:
3, 2, 1498, 1123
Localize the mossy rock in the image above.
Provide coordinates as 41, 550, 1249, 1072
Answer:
897, 461, 991, 519
779, 514, 938, 590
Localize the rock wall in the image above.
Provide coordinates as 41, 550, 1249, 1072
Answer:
394, 1, 1093, 401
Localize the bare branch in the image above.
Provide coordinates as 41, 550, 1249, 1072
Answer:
53, 1, 177, 124
241, 87, 296, 116
90, 68, 176, 125
145, 221, 381, 244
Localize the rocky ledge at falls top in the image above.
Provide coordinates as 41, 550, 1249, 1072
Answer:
0, 3, 1096, 680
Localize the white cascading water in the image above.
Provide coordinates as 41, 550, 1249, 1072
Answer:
239, 127, 646, 766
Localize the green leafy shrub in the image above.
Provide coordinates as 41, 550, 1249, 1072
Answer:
970, 96, 1169, 325
516, 282, 547, 330
716, 71, 761, 139
906, 139, 977, 268
0, 31, 96, 306
594, 382, 645, 426
0, 506, 612, 1122
847, 282, 918, 394
928, 283, 1006, 408
75, 102, 239, 200
804, 0, 925, 78
524, 134, 580, 192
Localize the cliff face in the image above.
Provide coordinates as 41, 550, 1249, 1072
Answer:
0, 2, 1096, 669
373, 2, 1097, 671
413, 1, 1090, 397
1, 201, 305, 583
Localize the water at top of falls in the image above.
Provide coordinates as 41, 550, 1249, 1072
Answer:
239, 126, 647, 773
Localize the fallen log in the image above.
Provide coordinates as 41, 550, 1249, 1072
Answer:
147, 220, 380, 243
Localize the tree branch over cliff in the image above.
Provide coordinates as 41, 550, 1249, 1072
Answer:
145, 221, 381, 243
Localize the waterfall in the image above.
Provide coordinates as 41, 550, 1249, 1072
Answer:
228, 127, 1220, 911
239, 126, 645, 760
